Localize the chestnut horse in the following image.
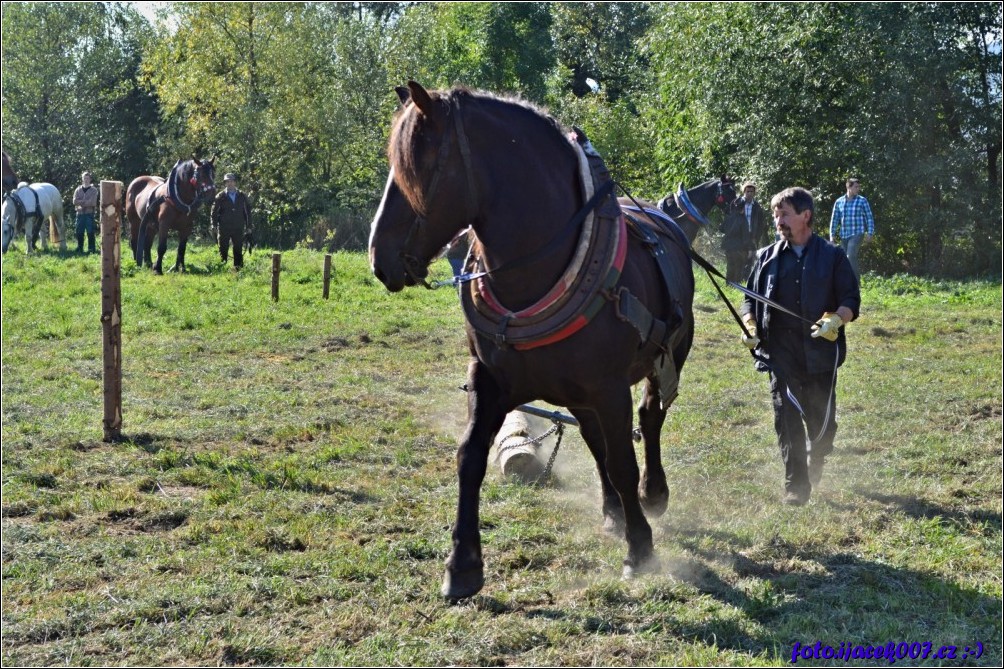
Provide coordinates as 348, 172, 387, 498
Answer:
370, 82, 717, 599
126, 156, 216, 273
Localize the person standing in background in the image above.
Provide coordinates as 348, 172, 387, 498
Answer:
72, 171, 99, 254
829, 177, 875, 277
211, 173, 252, 270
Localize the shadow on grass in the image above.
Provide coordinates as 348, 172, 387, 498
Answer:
666, 532, 1001, 663
854, 490, 1001, 538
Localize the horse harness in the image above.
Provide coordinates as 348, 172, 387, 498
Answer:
457, 128, 688, 402
6, 188, 43, 231
137, 160, 213, 231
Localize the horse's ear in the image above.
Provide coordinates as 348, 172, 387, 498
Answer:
210, 153, 218, 165
395, 86, 411, 107
407, 81, 434, 115
192, 154, 201, 166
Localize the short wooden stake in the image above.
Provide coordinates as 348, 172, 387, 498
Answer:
322, 253, 332, 299
100, 180, 124, 442
271, 252, 281, 301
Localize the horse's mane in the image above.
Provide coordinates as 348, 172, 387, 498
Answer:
389, 86, 574, 216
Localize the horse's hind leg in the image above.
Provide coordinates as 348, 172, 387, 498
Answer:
638, 376, 669, 517
570, 407, 625, 535
442, 359, 509, 600
143, 226, 154, 267
588, 387, 659, 578
53, 201, 67, 252
39, 217, 50, 252
24, 220, 34, 255
154, 228, 169, 275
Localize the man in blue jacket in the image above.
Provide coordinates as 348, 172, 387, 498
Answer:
739, 187, 861, 506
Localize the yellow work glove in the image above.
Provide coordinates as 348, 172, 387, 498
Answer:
811, 312, 843, 341
741, 317, 759, 349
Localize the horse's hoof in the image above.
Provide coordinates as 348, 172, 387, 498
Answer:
622, 554, 661, 580
640, 468, 669, 518
602, 512, 626, 537
441, 566, 485, 601
639, 488, 669, 518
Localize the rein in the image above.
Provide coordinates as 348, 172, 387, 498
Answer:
620, 182, 839, 437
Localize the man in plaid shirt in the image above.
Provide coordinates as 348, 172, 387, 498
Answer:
829, 178, 874, 277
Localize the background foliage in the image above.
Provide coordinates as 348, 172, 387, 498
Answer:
2, 1, 1001, 277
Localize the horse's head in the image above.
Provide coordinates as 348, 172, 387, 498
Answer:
190, 154, 218, 203
1, 197, 16, 254
370, 81, 477, 291
716, 174, 737, 212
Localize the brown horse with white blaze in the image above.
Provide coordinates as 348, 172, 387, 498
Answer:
126, 156, 217, 273
370, 82, 703, 600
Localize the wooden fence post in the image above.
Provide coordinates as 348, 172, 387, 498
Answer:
100, 181, 124, 442
271, 252, 281, 301
323, 253, 332, 299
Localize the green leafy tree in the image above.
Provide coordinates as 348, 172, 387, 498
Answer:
549, 2, 652, 102
643, 2, 1001, 277
386, 3, 554, 99
1, 2, 157, 188
143, 2, 396, 248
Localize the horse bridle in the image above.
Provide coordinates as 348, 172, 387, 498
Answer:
399, 95, 479, 288
167, 160, 216, 215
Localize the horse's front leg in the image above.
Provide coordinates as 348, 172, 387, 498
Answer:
442, 359, 509, 600
592, 386, 659, 578
638, 376, 669, 517
171, 238, 188, 273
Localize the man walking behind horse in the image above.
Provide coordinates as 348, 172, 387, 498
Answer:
72, 171, 98, 254
721, 181, 767, 282
211, 173, 251, 269
740, 187, 860, 506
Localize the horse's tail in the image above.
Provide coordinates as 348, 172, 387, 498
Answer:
135, 199, 148, 266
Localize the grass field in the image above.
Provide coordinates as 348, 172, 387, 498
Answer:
2, 242, 1001, 666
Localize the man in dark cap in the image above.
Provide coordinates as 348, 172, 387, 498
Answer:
211, 172, 251, 269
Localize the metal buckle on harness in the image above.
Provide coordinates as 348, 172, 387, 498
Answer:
494, 314, 511, 346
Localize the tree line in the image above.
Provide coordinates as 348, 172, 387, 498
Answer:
2, 1, 1000, 277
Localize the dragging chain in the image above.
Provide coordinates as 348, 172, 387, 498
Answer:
497, 420, 565, 486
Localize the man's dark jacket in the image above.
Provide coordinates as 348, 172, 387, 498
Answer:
212, 190, 251, 230
721, 197, 767, 253
739, 233, 861, 375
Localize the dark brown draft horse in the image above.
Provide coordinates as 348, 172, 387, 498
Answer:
370, 82, 710, 599
126, 156, 216, 273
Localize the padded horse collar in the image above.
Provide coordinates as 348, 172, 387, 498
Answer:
166, 160, 204, 215
673, 183, 713, 227
461, 134, 627, 350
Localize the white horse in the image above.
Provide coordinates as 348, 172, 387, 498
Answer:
1, 182, 67, 255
